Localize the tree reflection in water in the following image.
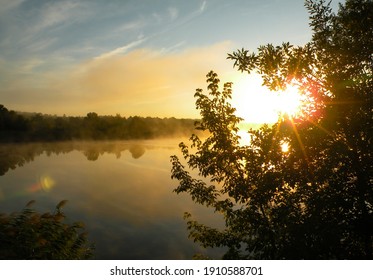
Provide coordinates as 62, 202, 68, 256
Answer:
0, 141, 168, 174
0, 140, 225, 259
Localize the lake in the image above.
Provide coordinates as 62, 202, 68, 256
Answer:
0, 140, 225, 259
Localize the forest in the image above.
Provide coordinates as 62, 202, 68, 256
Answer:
0, 104, 197, 142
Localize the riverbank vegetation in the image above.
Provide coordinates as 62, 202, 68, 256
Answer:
0, 105, 198, 142
0, 200, 94, 259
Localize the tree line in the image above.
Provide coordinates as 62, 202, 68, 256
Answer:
0, 105, 197, 142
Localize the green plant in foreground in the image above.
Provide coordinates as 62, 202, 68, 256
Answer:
0, 200, 94, 259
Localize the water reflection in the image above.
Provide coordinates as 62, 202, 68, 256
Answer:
129, 145, 146, 159
0, 141, 177, 175
0, 140, 225, 259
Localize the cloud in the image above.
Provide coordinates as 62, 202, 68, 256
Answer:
168, 7, 179, 21
200, 1, 207, 12
0, 0, 22, 13
152, 12, 163, 23
70, 41, 233, 116
0, 0, 24, 15
160, 41, 186, 54
94, 38, 147, 60
0, 0, 92, 59
36, 0, 82, 31
117, 20, 145, 32
19, 58, 45, 73
1, 42, 235, 117
27, 38, 58, 53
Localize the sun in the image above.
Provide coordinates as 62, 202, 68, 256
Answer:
274, 84, 304, 119
230, 73, 305, 124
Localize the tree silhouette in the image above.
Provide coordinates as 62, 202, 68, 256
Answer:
0, 105, 197, 142
171, 0, 372, 259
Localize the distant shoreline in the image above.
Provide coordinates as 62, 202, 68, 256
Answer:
1, 104, 263, 143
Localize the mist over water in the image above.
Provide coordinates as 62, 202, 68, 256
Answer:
0, 140, 225, 259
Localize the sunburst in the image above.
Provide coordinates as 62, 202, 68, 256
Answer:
231, 74, 309, 124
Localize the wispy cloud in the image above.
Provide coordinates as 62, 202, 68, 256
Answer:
152, 12, 163, 23
200, 1, 207, 13
94, 37, 147, 60
117, 20, 145, 32
34, 0, 83, 32
3, 0, 92, 58
163, 0, 209, 34
1, 42, 234, 117
27, 38, 58, 53
160, 41, 186, 54
19, 58, 45, 73
168, 7, 179, 21
0, 0, 24, 15
72, 42, 233, 117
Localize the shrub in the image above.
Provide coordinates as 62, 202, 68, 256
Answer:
0, 200, 94, 259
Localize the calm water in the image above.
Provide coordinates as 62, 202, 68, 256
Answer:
0, 140, 225, 259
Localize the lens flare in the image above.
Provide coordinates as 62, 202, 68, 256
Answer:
39, 175, 55, 192
27, 174, 56, 193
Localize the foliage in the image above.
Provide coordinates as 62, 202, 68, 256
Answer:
171, 0, 372, 259
0, 200, 94, 259
0, 105, 197, 142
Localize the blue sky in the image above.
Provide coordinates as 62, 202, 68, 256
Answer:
0, 0, 342, 118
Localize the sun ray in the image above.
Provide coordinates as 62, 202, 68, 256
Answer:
289, 117, 309, 166
231, 74, 324, 162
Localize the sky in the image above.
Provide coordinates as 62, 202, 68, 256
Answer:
0, 0, 342, 121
